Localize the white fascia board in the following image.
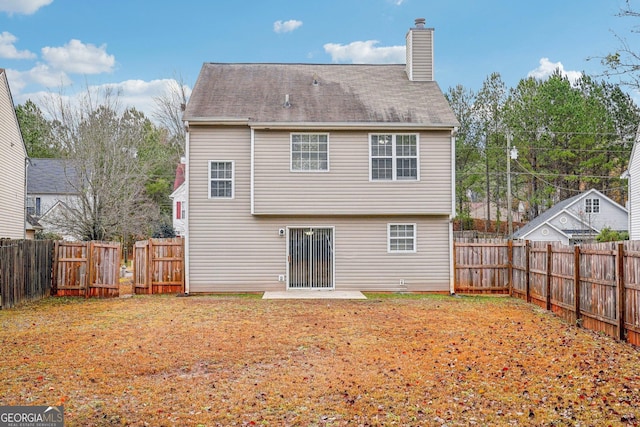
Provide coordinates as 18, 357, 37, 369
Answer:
249, 122, 457, 131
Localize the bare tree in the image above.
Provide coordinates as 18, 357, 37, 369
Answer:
153, 75, 189, 155
596, 0, 640, 90
42, 87, 160, 241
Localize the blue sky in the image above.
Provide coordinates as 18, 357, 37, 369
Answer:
0, 0, 637, 118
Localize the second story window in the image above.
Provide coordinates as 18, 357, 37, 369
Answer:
370, 134, 418, 181
27, 196, 41, 216
209, 161, 234, 199
585, 198, 600, 214
291, 133, 329, 172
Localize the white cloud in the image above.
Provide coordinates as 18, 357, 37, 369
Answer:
0, 0, 53, 15
41, 39, 115, 74
273, 19, 303, 34
323, 40, 405, 64
0, 32, 36, 59
527, 57, 582, 85
5, 64, 71, 94
391, 0, 406, 5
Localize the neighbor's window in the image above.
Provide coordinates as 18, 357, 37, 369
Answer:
26, 196, 41, 216
370, 134, 418, 181
388, 223, 416, 253
291, 133, 329, 171
176, 201, 186, 219
585, 198, 600, 214
209, 161, 234, 199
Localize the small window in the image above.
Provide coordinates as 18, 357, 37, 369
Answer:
27, 196, 41, 216
209, 161, 234, 199
176, 201, 186, 219
291, 133, 329, 172
388, 223, 416, 253
370, 134, 418, 181
585, 198, 600, 214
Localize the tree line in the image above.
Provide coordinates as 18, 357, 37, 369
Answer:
16, 82, 187, 244
447, 70, 640, 232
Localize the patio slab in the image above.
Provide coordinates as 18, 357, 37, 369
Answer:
263, 291, 367, 300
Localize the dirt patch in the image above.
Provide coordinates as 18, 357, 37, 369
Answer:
0, 295, 638, 426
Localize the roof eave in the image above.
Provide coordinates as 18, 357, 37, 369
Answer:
186, 119, 457, 131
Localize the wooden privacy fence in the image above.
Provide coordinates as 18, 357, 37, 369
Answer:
455, 239, 640, 346
53, 241, 121, 297
133, 238, 184, 294
0, 239, 55, 309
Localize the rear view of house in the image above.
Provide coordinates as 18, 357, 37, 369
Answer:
183, 19, 459, 293
0, 69, 27, 239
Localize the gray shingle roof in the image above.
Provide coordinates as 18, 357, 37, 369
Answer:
512, 192, 589, 239
27, 158, 80, 194
184, 63, 459, 127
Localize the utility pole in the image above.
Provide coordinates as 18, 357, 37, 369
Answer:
507, 133, 518, 238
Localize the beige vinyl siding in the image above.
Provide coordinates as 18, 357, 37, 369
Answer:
188, 125, 450, 293
253, 130, 452, 215
406, 29, 433, 82
0, 72, 26, 239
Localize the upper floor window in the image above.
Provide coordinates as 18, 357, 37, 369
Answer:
585, 198, 600, 214
370, 134, 418, 181
291, 133, 329, 172
209, 161, 234, 199
388, 223, 417, 253
27, 196, 41, 216
176, 201, 186, 219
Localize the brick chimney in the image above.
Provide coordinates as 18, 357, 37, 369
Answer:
406, 18, 434, 81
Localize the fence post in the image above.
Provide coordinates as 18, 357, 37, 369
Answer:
85, 241, 92, 298
147, 239, 153, 294
546, 243, 552, 311
525, 241, 531, 303
508, 239, 513, 297
51, 241, 59, 296
574, 245, 581, 327
453, 240, 457, 294
617, 243, 626, 341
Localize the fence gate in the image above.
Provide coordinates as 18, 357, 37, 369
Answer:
288, 227, 334, 289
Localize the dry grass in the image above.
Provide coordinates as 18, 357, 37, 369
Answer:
0, 294, 639, 426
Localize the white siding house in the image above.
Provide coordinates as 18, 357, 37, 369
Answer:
512, 189, 628, 245
628, 127, 640, 240
0, 69, 27, 239
182, 19, 459, 293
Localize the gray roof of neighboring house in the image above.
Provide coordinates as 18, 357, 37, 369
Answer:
512, 192, 592, 239
27, 158, 80, 194
184, 63, 459, 127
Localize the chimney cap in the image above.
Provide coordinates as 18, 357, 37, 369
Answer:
414, 18, 426, 28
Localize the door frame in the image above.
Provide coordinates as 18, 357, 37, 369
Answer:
286, 226, 335, 290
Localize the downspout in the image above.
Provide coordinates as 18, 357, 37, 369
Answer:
250, 128, 255, 215
449, 130, 457, 295
24, 157, 30, 239
184, 122, 190, 294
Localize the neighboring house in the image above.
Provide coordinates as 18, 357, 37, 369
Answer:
182, 19, 459, 293
627, 125, 640, 239
169, 161, 186, 236
512, 189, 628, 245
0, 69, 28, 239
25, 213, 43, 239
27, 158, 81, 240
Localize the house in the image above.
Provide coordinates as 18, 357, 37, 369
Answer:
0, 69, 28, 239
182, 18, 459, 293
627, 126, 640, 239
27, 158, 81, 240
511, 189, 628, 245
169, 161, 186, 236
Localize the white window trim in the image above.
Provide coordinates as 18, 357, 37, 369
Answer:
290, 133, 330, 173
387, 223, 417, 253
208, 160, 235, 199
585, 198, 600, 214
369, 133, 420, 181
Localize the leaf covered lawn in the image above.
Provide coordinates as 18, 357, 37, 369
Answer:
0, 294, 639, 426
